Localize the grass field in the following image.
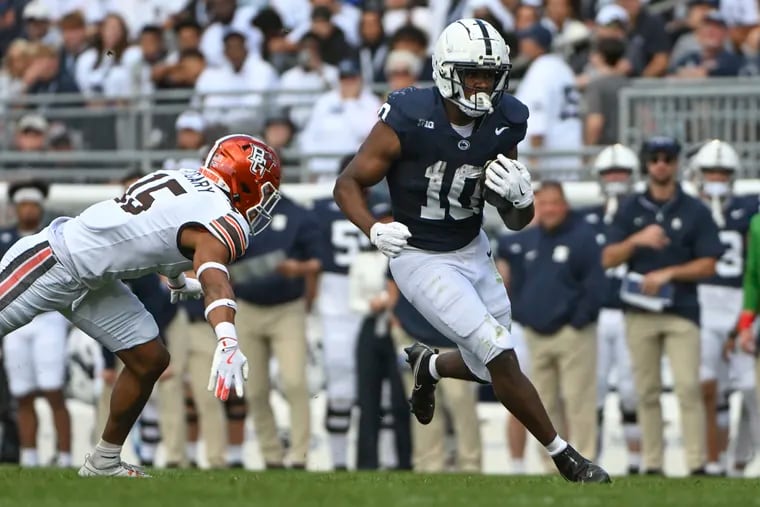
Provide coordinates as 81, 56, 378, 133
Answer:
0, 468, 758, 507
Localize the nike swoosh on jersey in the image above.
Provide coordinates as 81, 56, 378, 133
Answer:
495, 126, 510, 135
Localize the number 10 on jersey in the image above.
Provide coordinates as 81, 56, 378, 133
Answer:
421, 161, 483, 220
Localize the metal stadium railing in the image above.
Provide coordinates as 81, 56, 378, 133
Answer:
1, 77, 758, 183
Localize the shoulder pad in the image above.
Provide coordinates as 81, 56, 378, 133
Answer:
496, 95, 529, 125
383, 87, 437, 123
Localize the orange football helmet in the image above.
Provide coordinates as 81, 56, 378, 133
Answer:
200, 134, 282, 235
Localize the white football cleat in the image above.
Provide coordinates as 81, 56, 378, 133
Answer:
78, 455, 151, 478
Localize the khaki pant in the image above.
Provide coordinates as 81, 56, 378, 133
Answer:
391, 325, 482, 472
525, 324, 598, 470
237, 298, 310, 466
158, 309, 227, 468
625, 312, 705, 471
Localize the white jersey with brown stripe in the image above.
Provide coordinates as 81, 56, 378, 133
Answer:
52, 169, 250, 288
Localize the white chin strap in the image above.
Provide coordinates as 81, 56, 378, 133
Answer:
456, 92, 494, 117
711, 195, 726, 228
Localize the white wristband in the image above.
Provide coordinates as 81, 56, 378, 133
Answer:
197, 261, 229, 279
214, 322, 237, 341
204, 298, 237, 321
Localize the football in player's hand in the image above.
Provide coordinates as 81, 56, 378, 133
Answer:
482, 172, 514, 210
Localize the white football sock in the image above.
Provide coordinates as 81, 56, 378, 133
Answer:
511, 458, 526, 475
92, 439, 122, 469
328, 433, 348, 469
186, 442, 198, 463
428, 354, 441, 381
56, 452, 72, 468
628, 451, 641, 471
227, 445, 243, 464
545, 435, 568, 456
20, 448, 38, 467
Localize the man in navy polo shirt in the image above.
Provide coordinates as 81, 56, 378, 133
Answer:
230, 194, 323, 469
507, 181, 606, 468
602, 136, 724, 476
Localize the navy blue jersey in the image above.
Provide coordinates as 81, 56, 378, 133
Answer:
233, 196, 323, 305
381, 87, 528, 251
498, 215, 606, 334
0, 226, 22, 258
312, 197, 370, 275
703, 194, 760, 287
578, 205, 626, 309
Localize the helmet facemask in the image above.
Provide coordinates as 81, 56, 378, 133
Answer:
245, 182, 281, 235
598, 168, 634, 198
438, 61, 511, 117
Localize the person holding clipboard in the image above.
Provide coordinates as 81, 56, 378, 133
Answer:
602, 136, 724, 476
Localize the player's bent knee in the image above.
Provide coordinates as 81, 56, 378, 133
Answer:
120, 338, 170, 379
486, 349, 522, 382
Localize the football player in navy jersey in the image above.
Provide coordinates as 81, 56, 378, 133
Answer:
580, 145, 642, 474
334, 18, 609, 482
312, 191, 370, 470
691, 139, 760, 476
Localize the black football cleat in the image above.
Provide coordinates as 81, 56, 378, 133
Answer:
552, 444, 612, 483
404, 343, 439, 425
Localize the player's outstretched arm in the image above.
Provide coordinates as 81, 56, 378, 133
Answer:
334, 121, 401, 237
181, 227, 248, 401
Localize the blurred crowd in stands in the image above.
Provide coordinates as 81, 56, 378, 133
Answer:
0, 0, 757, 179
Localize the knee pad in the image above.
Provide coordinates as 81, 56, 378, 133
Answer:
184, 396, 199, 424
621, 408, 638, 425
140, 419, 161, 445
325, 402, 352, 434
225, 396, 247, 421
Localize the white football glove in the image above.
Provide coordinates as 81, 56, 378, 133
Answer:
167, 274, 203, 303
208, 337, 249, 401
370, 221, 411, 258
484, 154, 534, 209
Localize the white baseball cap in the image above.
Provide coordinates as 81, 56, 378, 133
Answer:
175, 111, 205, 132
596, 4, 629, 26
17, 114, 49, 133
23, 0, 51, 20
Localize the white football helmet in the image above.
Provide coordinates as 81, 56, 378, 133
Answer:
592, 144, 640, 197
433, 18, 511, 117
690, 139, 740, 199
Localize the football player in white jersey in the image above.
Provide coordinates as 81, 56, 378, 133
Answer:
582, 145, 641, 473
691, 139, 760, 475
0, 134, 281, 477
